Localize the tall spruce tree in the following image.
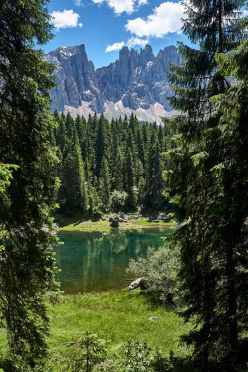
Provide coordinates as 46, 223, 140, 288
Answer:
145, 130, 164, 210
0, 0, 59, 368
59, 125, 88, 215
124, 148, 138, 211
211, 38, 248, 368
166, 0, 246, 369
99, 156, 111, 212
95, 114, 107, 178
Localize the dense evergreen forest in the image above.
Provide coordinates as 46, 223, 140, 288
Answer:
54, 112, 166, 217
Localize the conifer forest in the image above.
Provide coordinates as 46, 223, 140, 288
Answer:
54, 112, 165, 217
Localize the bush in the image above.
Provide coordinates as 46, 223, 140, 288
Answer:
65, 331, 108, 372
92, 358, 121, 371
91, 207, 103, 221
110, 190, 128, 212
123, 340, 153, 371
127, 246, 180, 306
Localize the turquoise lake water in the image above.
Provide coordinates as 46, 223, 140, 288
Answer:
56, 230, 168, 294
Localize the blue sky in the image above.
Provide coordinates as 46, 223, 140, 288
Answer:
44, 0, 189, 67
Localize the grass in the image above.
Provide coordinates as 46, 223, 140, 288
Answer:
47, 290, 187, 355
59, 217, 175, 233
0, 290, 190, 367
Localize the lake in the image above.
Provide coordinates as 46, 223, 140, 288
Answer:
56, 230, 168, 294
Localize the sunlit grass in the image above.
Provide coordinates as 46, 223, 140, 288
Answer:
0, 290, 191, 369
47, 290, 187, 356
59, 218, 175, 233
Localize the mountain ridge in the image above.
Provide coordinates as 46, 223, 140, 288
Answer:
46, 44, 181, 123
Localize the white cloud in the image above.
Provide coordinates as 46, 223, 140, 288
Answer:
126, 1, 184, 38
92, 0, 148, 15
50, 9, 83, 30
105, 41, 125, 52
127, 37, 149, 48
105, 37, 149, 52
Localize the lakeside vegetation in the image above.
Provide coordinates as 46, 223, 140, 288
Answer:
59, 217, 175, 233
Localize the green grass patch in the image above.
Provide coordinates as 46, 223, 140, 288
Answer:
0, 290, 190, 367
59, 218, 175, 233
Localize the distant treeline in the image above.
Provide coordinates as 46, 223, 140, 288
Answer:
52, 112, 167, 217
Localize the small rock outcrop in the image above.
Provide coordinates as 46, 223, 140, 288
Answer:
109, 216, 120, 228
129, 277, 147, 291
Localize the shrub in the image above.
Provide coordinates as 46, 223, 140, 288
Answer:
110, 190, 128, 212
91, 207, 103, 221
92, 358, 121, 371
66, 331, 108, 372
127, 246, 180, 306
123, 340, 153, 372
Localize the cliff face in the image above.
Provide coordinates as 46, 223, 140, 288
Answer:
96, 45, 181, 111
46, 44, 182, 122
46, 45, 104, 112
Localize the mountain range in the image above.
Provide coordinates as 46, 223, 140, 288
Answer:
46, 44, 182, 123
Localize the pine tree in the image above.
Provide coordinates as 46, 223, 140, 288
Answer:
112, 148, 124, 191
210, 38, 248, 368
84, 120, 95, 181
95, 114, 107, 178
0, 0, 59, 367
60, 126, 88, 215
99, 156, 111, 212
124, 148, 138, 211
166, 0, 246, 368
145, 140, 164, 210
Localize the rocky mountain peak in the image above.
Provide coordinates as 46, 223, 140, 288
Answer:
48, 44, 87, 62
140, 44, 154, 64
47, 44, 182, 122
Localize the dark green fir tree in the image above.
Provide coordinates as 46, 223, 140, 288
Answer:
166, 0, 247, 369
0, 0, 59, 368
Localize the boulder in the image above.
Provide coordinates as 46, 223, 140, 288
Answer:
118, 213, 128, 221
148, 316, 159, 321
109, 216, 120, 228
157, 213, 171, 222
129, 277, 147, 291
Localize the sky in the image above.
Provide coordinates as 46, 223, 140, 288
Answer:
44, 0, 189, 68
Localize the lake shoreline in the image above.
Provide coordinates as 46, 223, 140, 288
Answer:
59, 217, 175, 233
56, 229, 168, 293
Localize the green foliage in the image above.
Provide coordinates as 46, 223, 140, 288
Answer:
66, 331, 108, 372
123, 340, 153, 372
99, 157, 111, 212
0, 0, 59, 368
110, 190, 128, 212
54, 114, 167, 217
92, 359, 121, 372
59, 127, 88, 215
0, 164, 18, 195
127, 245, 179, 305
166, 0, 248, 369
145, 137, 164, 210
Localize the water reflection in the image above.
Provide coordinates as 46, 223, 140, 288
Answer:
56, 231, 166, 294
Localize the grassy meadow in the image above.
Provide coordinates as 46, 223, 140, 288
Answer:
59, 217, 175, 233
0, 290, 190, 370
